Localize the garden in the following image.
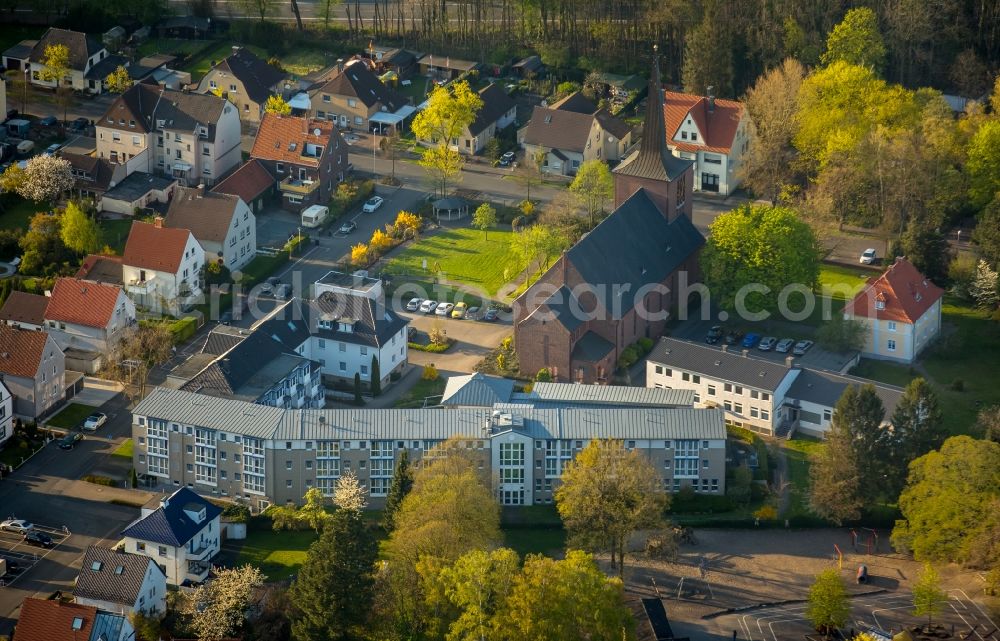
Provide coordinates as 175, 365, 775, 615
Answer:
0, 420, 52, 470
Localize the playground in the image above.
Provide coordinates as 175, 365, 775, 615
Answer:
623, 528, 998, 641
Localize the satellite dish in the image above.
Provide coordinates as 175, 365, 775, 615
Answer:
313, 128, 321, 136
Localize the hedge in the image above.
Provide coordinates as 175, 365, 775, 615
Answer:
408, 340, 454, 353
327, 178, 375, 223
169, 317, 197, 343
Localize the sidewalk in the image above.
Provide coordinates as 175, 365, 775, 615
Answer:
361, 365, 421, 409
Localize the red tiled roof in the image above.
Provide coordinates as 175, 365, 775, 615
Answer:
844, 257, 945, 324
15, 598, 97, 641
0, 291, 49, 326
663, 91, 743, 154
0, 325, 50, 379
212, 159, 274, 203
123, 221, 192, 274
76, 254, 124, 283
45, 277, 124, 329
250, 114, 340, 167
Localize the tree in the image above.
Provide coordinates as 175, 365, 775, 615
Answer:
128, 467, 139, 489
891, 436, 1000, 563
682, 8, 733, 97
534, 368, 552, 383
382, 450, 413, 532
16, 155, 74, 203
412, 81, 483, 198
727, 465, 753, 507
472, 203, 497, 240
500, 551, 633, 641
237, 0, 276, 22
379, 128, 407, 183
806, 568, 850, 636
418, 145, 463, 199
265, 94, 292, 115
290, 509, 377, 641
353, 372, 363, 406
299, 487, 333, 532
972, 197, 1000, 269
187, 565, 264, 640
977, 406, 1000, 443
555, 439, 668, 575
888, 378, 944, 495
370, 355, 381, 396
333, 469, 367, 512
569, 159, 613, 229
967, 121, 1000, 210
816, 315, 866, 352
701, 204, 821, 315
130, 612, 162, 641
104, 323, 174, 398
510, 148, 546, 202
0, 163, 24, 196
809, 420, 862, 525
970, 259, 999, 310
912, 563, 947, 627
901, 220, 950, 284
350, 243, 369, 267
821, 7, 886, 72
740, 59, 805, 203
104, 65, 133, 94
509, 224, 567, 281
318, 0, 342, 27
436, 548, 519, 641
19, 212, 72, 275
60, 201, 101, 255
38, 43, 69, 85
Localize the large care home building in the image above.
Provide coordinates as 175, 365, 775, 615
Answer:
130, 383, 726, 510
308, 58, 415, 133
122, 219, 204, 314
121, 488, 222, 586
513, 59, 699, 384
0, 324, 65, 420
197, 47, 287, 124
646, 337, 903, 438
843, 257, 944, 364
164, 185, 257, 272
96, 80, 242, 186
519, 91, 632, 176
74, 546, 167, 616
2, 28, 110, 94
662, 90, 751, 195
250, 114, 349, 212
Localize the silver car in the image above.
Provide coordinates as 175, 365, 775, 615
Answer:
792, 340, 814, 356
758, 336, 777, 351
775, 338, 795, 353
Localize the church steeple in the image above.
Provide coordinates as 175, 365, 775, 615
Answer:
639, 45, 668, 159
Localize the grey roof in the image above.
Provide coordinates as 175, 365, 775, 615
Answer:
3, 40, 37, 61
74, 546, 160, 607
101, 83, 231, 141
648, 337, 793, 392
512, 55, 543, 72
85, 53, 129, 80
468, 83, 516, 136
134, 386, 725, 441
165, 186, 241, 244
212, 47, 286, 104
121, 487, 222, 546
522, 382, 694, 408
572, 331, 616, 362
526, 285, 584, 332
202, 327, 247, 355
29, 28, 104, 69
311, 59, 407, 112
786, 369, 903, 416
550, 91, 598, 114
522, 106, 599, 153
441, 373, 516, 406
103, 172, 175, 203
307, 290, 408, 349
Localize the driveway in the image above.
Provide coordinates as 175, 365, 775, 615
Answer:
69, 377, 124, 407
402, 311, 511, 375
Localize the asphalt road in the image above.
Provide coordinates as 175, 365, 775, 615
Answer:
0, 394, 141, 635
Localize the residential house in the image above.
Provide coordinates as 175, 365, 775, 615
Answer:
76, 254, 125, 285
120, 488, 222, 585
211, 159, 275, 214
645, 337, 903, 438
13, 598, 133, 641
164, 185, 257, 271
843, 257, 944, 364
364, 46, 418, 77
62, 153, 117, 202
518, 91, 631, 175
452, 82, 516, 155
179, 301, 324, 408
0, 380, 12, 448
0, 324, 66, 420
74, 546, 167, 616
308, 59, 414, 133
0, 291, 49, 330
154, 16, 212, 39
131, 385, 726, 509
513, 59, 699, 384
0, 78, 6, 125
100, 171, 177, 215
511, 55, 544, 78
3, 28, 111, 94
417, 54, 479, 81
122, 219, 204, 314
197, 47, 287, 124
42, 278, 136, 370
1, 39, 36, 72
96, 81, 242, 187
662, 90, 751, 195
250, 114, 348, 212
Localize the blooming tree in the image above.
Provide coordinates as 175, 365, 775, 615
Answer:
17, 155, 74, 203
333, 469, 367, 512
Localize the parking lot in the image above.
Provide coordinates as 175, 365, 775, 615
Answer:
0, 523, 71, 587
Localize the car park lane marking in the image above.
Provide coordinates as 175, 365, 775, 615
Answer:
0, 523, 71, 588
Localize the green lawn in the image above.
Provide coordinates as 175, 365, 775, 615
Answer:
0, 197, 48, 233
502, 527, 566, 557
234, 528, 318, 581
393, 376, 447, 408
183, 43, 267, 82
100, 219, 133, 254
46, 403, 97, 429
817, 263, 872, 300
781, 436, 825, 520
279, 48, 332, 76
850, 359, 916, 388
112, 439, 134, 459
137, 38, 213, 59
383, 227, 528, 296
396, 77, 429, 104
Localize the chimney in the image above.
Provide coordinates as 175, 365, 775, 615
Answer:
232, 45, 240, 55
153, 216, 164, 228
336, 58, 345, 72
707, 86, 715, 113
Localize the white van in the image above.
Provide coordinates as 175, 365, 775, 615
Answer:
301, 205, 329, 228
16, 140, 34, 155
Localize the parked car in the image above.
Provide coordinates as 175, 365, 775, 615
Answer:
82, 412, 107, 432
362, 196, 384, 213
275, 283, 292, 300
0, 519, 33, 534
418, 299, 438, 313
775, 338, 795, 353
43, 143, 62, 156
435, 302, 455, 316
741, 333, 761, 348
24, 531, 53, 548
405, 297, 423, 312
725, 329, 744, 345
758, 336, 777, 351
498, 151, 516, 167
58, 432, 83, 450
70, 117, 89, 131
466, 306, 480, 320
860, 248, 877, 265
39, 115, 57, 126
451, 302, 468, 318
344, 133, 360, 145
338, 220, 358, 235
705, 325, 723, 344
792, 340, 814, 356
482, 308, 499, 322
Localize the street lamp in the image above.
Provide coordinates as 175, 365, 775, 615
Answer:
23, 67, 29, 114
373, 131, 378, 181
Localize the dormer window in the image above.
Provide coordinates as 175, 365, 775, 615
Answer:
319, 319, 332, 330
875, 300, 885, 310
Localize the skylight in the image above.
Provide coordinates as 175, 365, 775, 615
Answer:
72, 617, 84, 630
115, 565, 125, 575
91, 561, 103, 571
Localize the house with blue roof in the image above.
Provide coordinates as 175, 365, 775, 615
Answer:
120, 487, 222, 585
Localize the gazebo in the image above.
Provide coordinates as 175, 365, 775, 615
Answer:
433, 197, 469, 221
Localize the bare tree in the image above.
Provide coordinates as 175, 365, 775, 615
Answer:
103, 323, 174, 399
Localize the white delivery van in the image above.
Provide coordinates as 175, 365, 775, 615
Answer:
16, 140, 34, 155
301, 205, 329, 228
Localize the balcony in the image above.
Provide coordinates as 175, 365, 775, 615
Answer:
279, 176, 320, 195
126, 278, 155, 295
187, 560, 211, 582
188, 541, 215, 561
